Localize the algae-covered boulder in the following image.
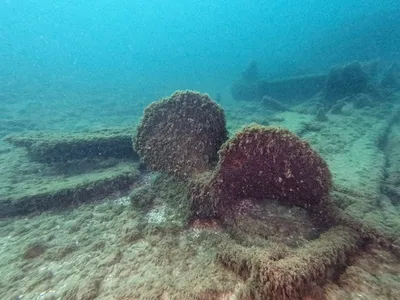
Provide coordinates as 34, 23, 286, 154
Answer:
214, 125, 332, 209
134, 90, 227, 177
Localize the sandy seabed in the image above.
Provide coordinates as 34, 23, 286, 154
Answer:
1, 89, 400, 299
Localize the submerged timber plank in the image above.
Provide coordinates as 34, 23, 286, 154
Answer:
3, 127, 138, 163
0, 163, 139, 218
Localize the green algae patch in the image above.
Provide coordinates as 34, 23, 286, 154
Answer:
0, 183, 240, 300
0, 162, 139, 217
0, 167, 398, 300
3, 127, 137, 163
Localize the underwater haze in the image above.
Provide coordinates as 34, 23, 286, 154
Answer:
1, 0, 399, 99
2, 1, 400, 299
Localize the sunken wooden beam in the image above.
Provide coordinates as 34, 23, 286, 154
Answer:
0, 163, 139, 218
3, 127, 138, 163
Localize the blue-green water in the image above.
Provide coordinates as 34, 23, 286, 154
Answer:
1, 1, 399, 106
1, 1, 400, 299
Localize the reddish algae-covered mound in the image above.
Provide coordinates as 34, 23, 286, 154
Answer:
214, 125, 332, 209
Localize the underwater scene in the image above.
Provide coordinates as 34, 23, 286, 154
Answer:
1, 1, 400, 299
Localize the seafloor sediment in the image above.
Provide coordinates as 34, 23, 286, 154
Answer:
0, 89, 400, 299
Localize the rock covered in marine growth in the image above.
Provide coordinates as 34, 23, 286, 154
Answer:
134, 90, 227, 178
214, 125, 332, 209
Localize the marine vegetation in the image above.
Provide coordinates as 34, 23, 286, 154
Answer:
134, 90, 228, 178
134, 89, 399, 299
214, 125, 332, 209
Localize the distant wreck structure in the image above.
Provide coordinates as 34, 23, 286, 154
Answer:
381, 62, 400, 90
323, 61, 371, 102
231, 61, 326, 103
231, 60, 400, 110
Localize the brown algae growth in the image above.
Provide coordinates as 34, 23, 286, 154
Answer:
0, 90, 399, 299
